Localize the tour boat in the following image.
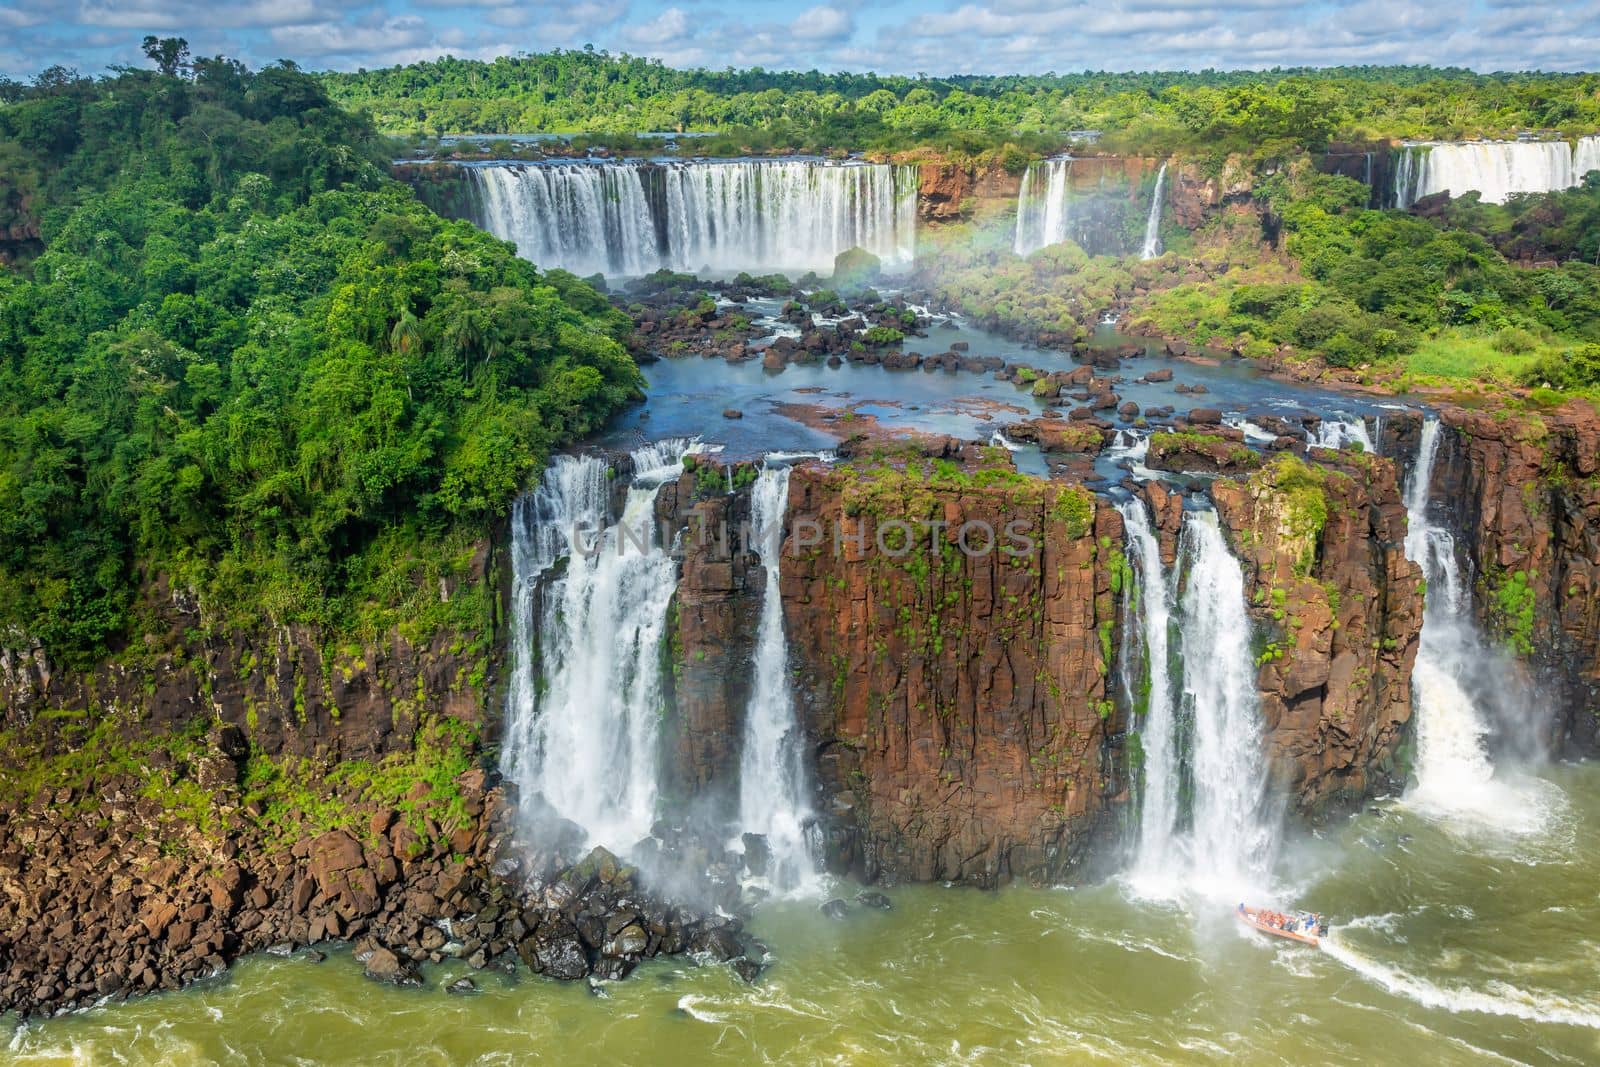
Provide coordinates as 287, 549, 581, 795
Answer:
1236, 905, 1325, 947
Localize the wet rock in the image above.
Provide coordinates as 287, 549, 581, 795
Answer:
446, 977, 477, 995
730, 956, 763, 983
1187, 407, 1222, 425
855, 891, 892, 910
1142, 368, 1174, 383
363, 947, 422, 987
722, 408, 743, 419
820, 899, 850, 920
741, 833, 770, 878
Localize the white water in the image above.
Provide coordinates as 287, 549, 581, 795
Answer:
1118, 500, 1180, 881
1308, 415, 1376, 454
1013, 158, 1074, 255
1105, 429, 1158, 481
502, 439, 699, 850
1179, 513, 1277, 895
1394, 135, 1600, 207
736, 463, 822, 894
1140, 162, 1168, 260
1123, 506, 1277, 899
1321, 927, 1600, 1030
1400, 420, 1552, 833
467, 159, 917, 276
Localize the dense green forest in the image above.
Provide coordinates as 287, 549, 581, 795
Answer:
0, 41, 642, 666
322, 50, 1600, 155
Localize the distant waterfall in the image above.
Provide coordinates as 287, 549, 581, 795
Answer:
1308, 416, 1376, 454
1123, 504, 1276, 896
1014, 158, 1074, 255
1119, 500, 1181, 879
466, 159, 917, 276
737, 463, 821, 893
1140, 162, 1168, 260
502, 439, 698, 851
1393, 135, 1600, 207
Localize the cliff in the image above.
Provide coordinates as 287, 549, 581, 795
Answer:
781, 460, 1125, 886
1211, 451, 1424, 812
1390, 405, 1600, 756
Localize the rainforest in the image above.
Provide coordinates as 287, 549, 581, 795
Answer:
3, 23, 1600, 1067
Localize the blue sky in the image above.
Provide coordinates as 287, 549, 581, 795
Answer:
3, 1, 1596, 80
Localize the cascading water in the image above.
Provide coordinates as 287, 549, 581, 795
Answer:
1122, 503, 1276, 897
502, 439, 699, 850
1118, 500, 1180, 881
1178, 512, 1276, 893
1400, 419, 1524, 825
1013, 158, 1074, 256
466, 159, 917, 276
1140, 162, 1168, 260
1393, 135, 1600, 208
736, 462, 821, 893
1308, 416, 1376, 454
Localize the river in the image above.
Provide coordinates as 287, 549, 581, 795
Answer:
11, 763, 1597, 1065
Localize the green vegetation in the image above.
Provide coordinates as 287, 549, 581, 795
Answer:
1489, 568, 1539, 656
321, 53, 1600, 160
0, 44, 643, 667
1128, 168, 1600, 392
0, 704, 481, 855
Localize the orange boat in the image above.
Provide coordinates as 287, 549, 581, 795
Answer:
1236, 904, 1325, 947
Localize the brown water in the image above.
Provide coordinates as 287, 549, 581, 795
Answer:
9, 764, 1600, 1065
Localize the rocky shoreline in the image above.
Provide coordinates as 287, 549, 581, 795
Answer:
0, 726, 763, 1019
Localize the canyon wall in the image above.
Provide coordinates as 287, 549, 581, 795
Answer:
1210, 452, 1424, 812
652, 443, 1427, 886
1390, 407, 1600, 755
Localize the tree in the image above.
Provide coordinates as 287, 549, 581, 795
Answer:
142, 36, 191, 79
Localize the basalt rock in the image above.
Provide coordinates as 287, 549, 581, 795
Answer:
1211, 449, 1423, 813
1389, 404, 1600, 755
782, 466, 1125, 886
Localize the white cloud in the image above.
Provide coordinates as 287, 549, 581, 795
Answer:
3, 0, 1596, 80
790, 5, 854, 41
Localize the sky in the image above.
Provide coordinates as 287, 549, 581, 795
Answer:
3, 0, 1597, 81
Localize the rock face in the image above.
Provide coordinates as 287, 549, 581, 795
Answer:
651, 480, 762, 808
1212, 451, 1424, 812
1391, 405, 1600, 756
0, 545, 492, 762
778, 464, 1127, 885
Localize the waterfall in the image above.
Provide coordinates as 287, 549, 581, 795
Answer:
1122, 504, 1275, 897
1180, 513, 1275, 893
1140, 162, 1168, 260
1401, 420, 1502, 813
1119, 500, 1180, 880
1308, 416, 1376, 454
736, 462, 821, 893
1393, 135, 1600, 208
1013, 158, 1074, 256
466, 159, 917, 276
502, 439, 699, 851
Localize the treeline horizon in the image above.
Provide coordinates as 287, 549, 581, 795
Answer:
312, 51, 1600, 158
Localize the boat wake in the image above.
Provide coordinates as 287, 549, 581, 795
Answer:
1320, 930, 1600, 1030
